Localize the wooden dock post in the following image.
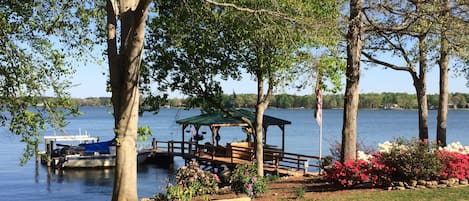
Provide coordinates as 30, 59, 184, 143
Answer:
297, 155, 300, 170
152, 138, 157, 150
188, 138, 193, 156
50, 140, 55, 154
35, 143, 39, 164
45, 139, 51, 167
304, 160, 309, 175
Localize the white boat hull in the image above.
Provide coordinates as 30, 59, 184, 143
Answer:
59, 155, 116, 168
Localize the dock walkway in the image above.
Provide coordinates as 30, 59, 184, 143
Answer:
146, 139, 321, 176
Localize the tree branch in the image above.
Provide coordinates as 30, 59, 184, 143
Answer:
205, 0, 297, 23
362, 51, 411, 72
205, 0, 284, 16
363, 8, 416, 33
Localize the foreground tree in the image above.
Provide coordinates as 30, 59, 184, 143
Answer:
208, 0, 343, 177
147, 0, 342, 176
341, 0, 363, 162
0, 1, 94, 164
362, 0, 434, 140
437, 0, 451, 146
436, 0, 469, 146
144, 1, 243, 112
3, 1, 157, 200
363, 0, 469, 143
106, 1, 151, 200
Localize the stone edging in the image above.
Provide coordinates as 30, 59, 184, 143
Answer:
387, 178, 469, 190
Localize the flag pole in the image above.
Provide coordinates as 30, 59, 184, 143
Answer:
314, 74, 323, 174
319, 109, 323, 174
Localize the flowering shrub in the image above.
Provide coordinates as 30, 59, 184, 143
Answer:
377, 138, 442, 181
367, 152, 396, 186
326, 138, 469, 188
166, 161, 220, 200
440, 142, 469, 155
324, 156, 395, 188
357, 151, 372, 162
230, 162, 268, 198
437, 150, 469, 180
324, 159, 372, 187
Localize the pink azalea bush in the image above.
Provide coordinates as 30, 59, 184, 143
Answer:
325, 138, 469, 188
325, 159, 373, 187
437, 150, 469, 180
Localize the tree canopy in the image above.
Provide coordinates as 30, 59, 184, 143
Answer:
0, 0, 104, 164
145, 0, 343, 176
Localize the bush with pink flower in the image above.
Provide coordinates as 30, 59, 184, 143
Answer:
325, 138, 469, 188
325, 159, 372, 187
437, 150, 469, 180
166, 161, 220, 200
230, 162, 268, 198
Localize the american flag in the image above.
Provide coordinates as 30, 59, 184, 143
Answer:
314, 86, 322, 126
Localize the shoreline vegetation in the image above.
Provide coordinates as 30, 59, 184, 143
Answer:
72, 92, 469, 110
143, 139, 469, 201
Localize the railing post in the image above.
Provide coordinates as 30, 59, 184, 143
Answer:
297, 155, 300, 170
172, 141, 174, 154
274, 153, 279, 171
230, 147, 233, 165
152, 138, 157, 150
181, 140, 184, 155
167, 141, 171, 156
188, 138, 193, 157
211, 144, 215, 161
304, 159, 309, 175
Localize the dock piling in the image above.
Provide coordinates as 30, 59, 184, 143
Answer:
45, 139, 51, 167
152, 138, 157, 150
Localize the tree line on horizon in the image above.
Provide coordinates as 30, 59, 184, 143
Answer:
73, 92, 469, 110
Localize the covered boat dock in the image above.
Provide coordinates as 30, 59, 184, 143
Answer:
148, 109, 320, 176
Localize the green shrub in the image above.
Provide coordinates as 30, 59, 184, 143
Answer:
166, 184, 193, 201
377, 138, 442, 181
166, 161, 220, 200
230, 162, 268, 198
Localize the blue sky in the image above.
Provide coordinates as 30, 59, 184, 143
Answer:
71, 63, 469, 98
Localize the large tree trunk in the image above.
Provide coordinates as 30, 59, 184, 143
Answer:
341, 0, 363, 163
254, 100, 266, 177
254, 69, 274, 177
254, 72, 264, 176
437, 0, 450, 146
415, 35, 429, 141
415, 79, 429, 140
107, 1, 150, 201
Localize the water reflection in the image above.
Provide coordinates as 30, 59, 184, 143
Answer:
34, 161, 179, 199
46, 168, 114, 187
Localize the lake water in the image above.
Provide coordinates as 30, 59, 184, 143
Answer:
0, 107, 468, 201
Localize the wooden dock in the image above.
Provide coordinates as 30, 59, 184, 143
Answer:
145, 139, 321, 176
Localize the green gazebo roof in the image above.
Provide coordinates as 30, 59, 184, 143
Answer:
176, 109, 291, 127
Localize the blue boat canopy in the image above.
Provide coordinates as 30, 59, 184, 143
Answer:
79, 140, 114, 154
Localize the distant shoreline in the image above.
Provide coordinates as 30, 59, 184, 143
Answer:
71, 92, 469, 110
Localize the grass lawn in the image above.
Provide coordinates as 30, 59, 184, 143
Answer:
302, 186, 469, 201
237, 176, 469, 201
189, 176, 469, 201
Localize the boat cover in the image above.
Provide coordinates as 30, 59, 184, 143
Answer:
79, 140, 114, 154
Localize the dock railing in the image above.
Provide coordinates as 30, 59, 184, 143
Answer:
151, 139, 321, 175
229, 145, 321, 175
